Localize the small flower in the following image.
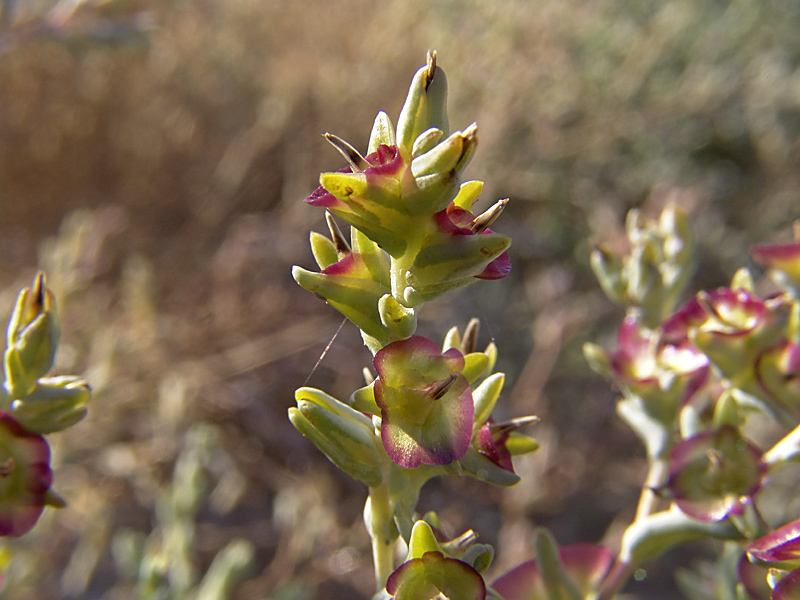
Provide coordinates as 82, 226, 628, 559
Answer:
472, 417, 538, 474
490, 543, 614, 600
385, 551, 486, 600
596, 315, 708, 425
374, 336, 473, 469
663, 426, 767, 522
0, 411, 54, 537
431, 203, 512, 281
662, 288, 792, 380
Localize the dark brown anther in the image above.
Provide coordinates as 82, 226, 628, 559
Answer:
325, 212, 351, 258
471, 199, 508, 234
323, 132, 370, 172
425, 50, 437, 90
32, 272, 46, 311
490, 416, 540, 436
462, 318, 480, 354
426, 373, 458, 400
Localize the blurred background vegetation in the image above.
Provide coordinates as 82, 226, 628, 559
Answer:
1, 0, 799, 598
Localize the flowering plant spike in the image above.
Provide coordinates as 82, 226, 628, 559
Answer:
290, 53, 538, 595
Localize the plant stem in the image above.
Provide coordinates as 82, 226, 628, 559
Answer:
366, 483, 395, 591
596, 558, 634, 600
635, 458, 667, 522
597, 459, 667, 600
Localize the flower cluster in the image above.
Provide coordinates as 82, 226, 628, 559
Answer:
289, 53, 544, 598
293, 51, 510, 353
587, 216, 800, 597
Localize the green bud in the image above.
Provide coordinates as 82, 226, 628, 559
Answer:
291, 265, 388, 343
10, 376, 90, 434
320, 170, 404, 212
310, 231, 339, 270
505, 432, 540, 456
462, 352, 490, 386
483, 342, 498, 375
472, 373, 505, 428
367, 111, 396, 154
350, 382, 381, 416
412, 128, 445, 158
5, 273, 60, 398
378, 294, 417, 339
659, 204, 692, 264
582, 342, 612, 378
351, 227, 390, 287
402, 168, 461, 217
396, 51, 448, 157
590, 246, 626, 306
295, 387, 374, 428
712, 389, 744, 429
442, 325, 461, 353
407, 520, 442, 559
407, 233, 511, 291
289, 401, 384, 487
453, 180, 484, 213
410, 129, 468, 179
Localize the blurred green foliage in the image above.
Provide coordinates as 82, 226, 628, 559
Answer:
0, 0, 799, 598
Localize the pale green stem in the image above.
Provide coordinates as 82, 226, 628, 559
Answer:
634, 458, 667, 522
597, 459, 667, 600
366, 483, 395, 591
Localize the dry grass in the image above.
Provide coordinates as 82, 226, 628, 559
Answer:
1, 0, 799, 598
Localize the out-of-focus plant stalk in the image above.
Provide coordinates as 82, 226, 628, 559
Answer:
365, 482, 395, 591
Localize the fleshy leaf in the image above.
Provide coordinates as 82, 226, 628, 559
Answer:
386, 551, 485, 600
664, 426, 767, 522
374, 336, 473, 468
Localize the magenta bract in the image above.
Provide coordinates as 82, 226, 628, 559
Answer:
490, 544, 614, 600
741, 518, 800, 600
0, 412, 53, 537
662, 288, 792, 381
374, 336, 473, 469
665, 426, 767, 522
747, 518, 800, 569
306, 144, 405, 210
386, 551, 486, 600
473, 419, 514, 473
433, 205, 511, 280
307, 145, 409, 256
